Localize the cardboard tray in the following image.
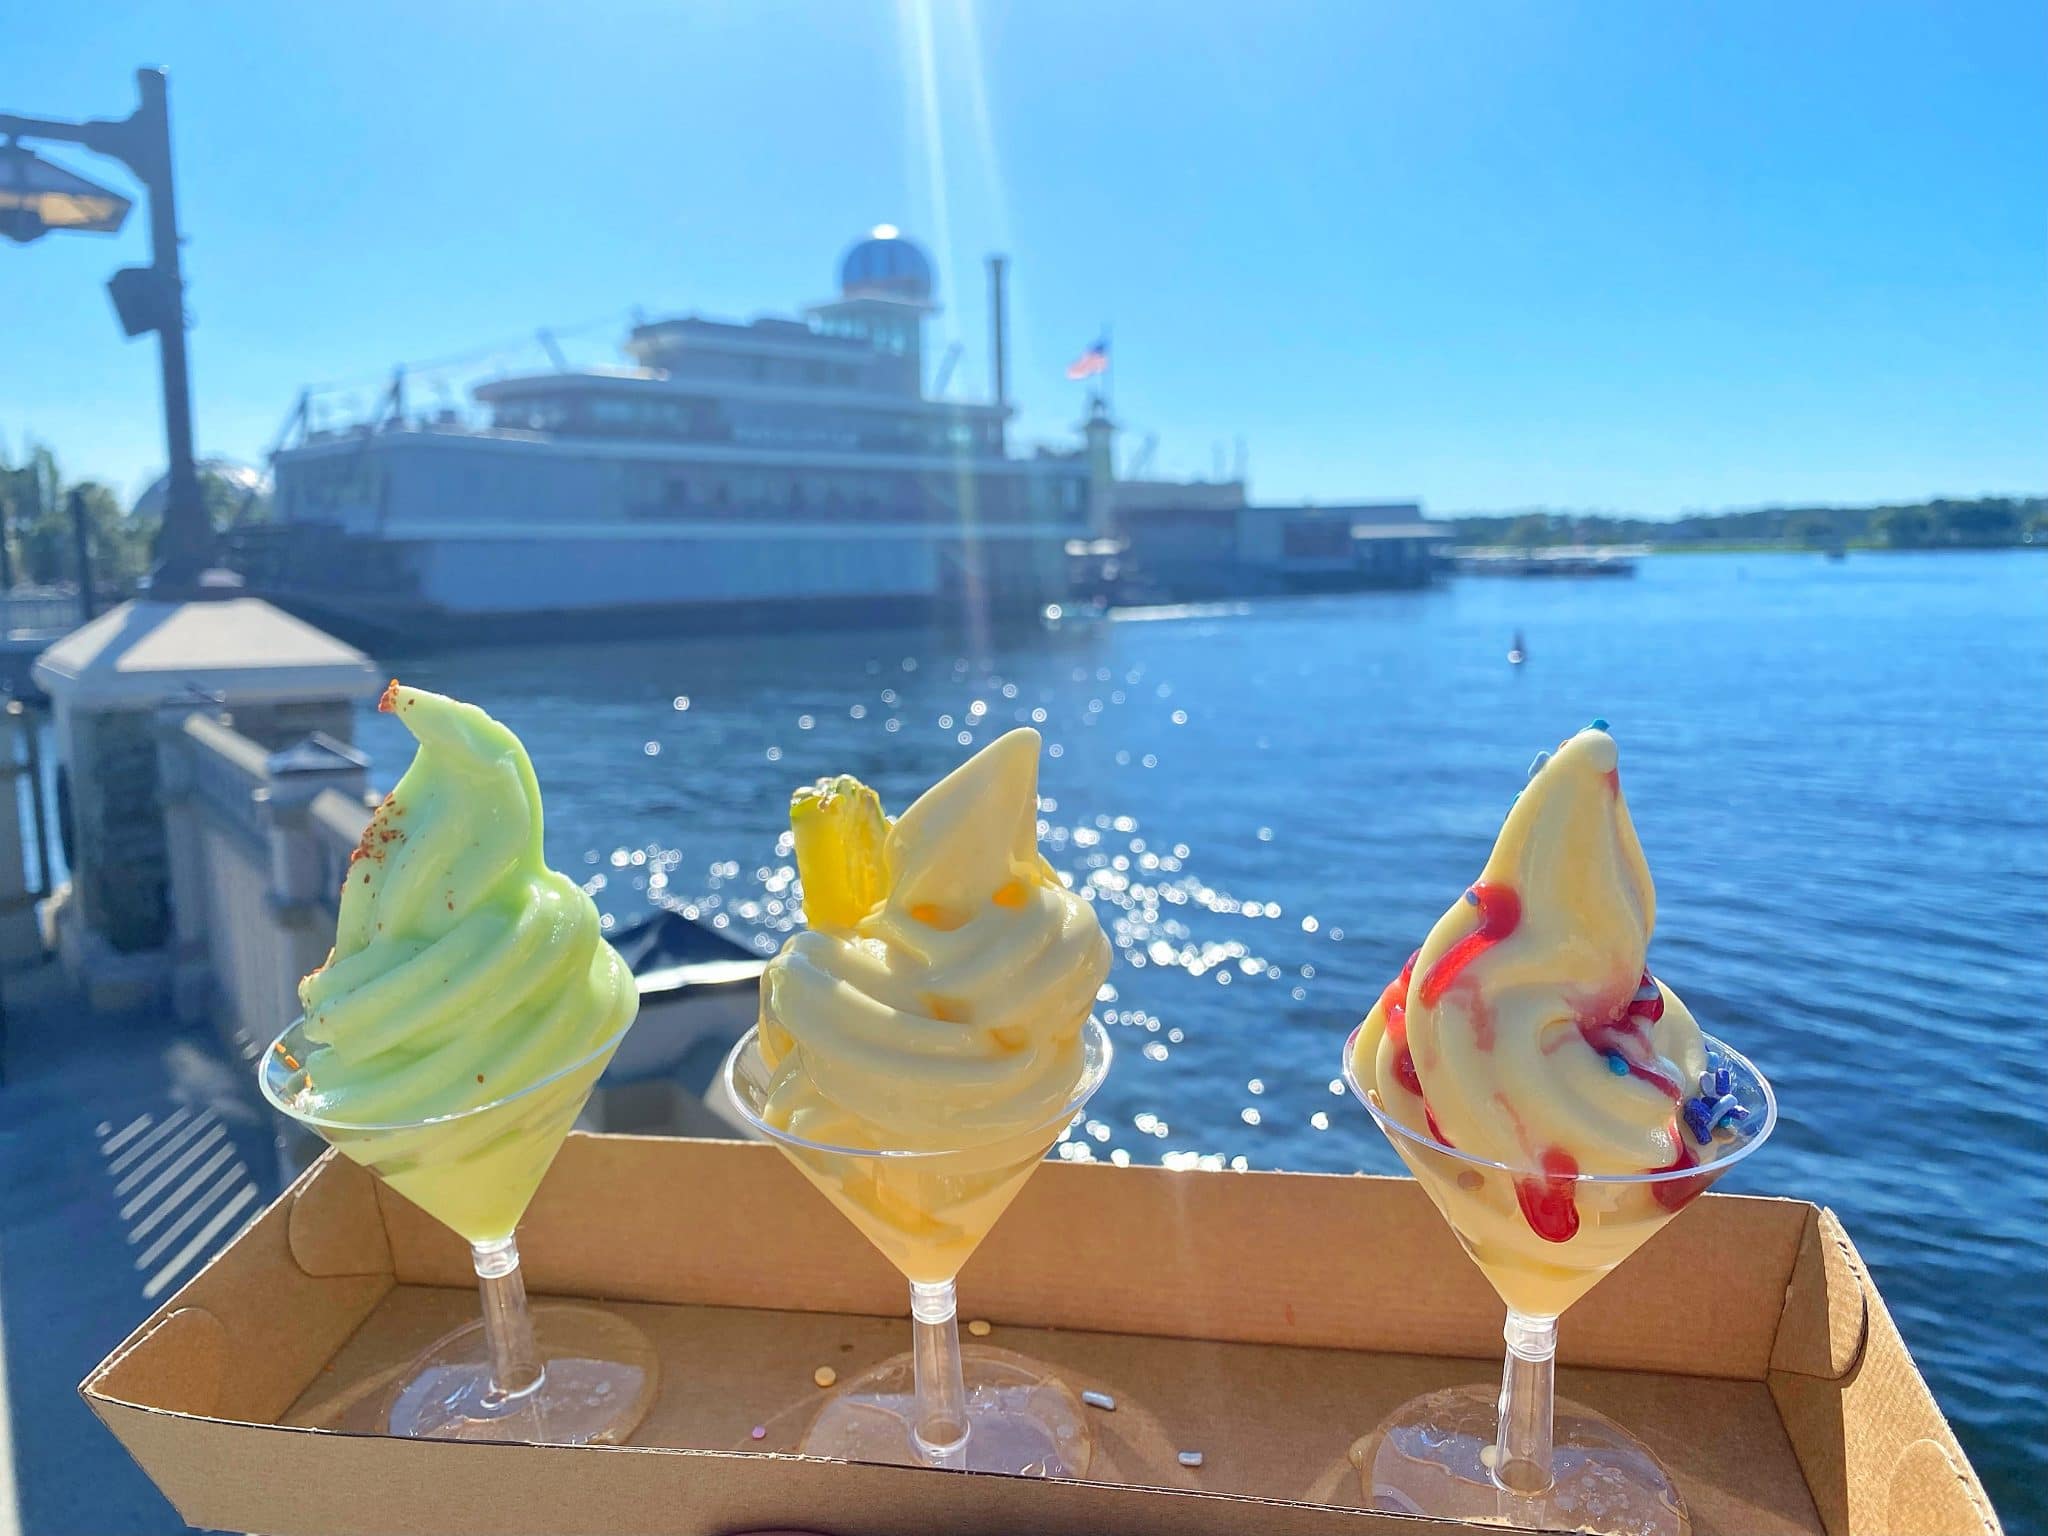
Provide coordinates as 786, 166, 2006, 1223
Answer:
83, 1135, 2001, 1536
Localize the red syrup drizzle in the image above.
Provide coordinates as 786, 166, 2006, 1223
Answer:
1378, 953, 1422, 1092
1650, 1128, 1709, 1213
1376, 951, 1456, 1147
1576, 970, 1684, 1101
1514, 1148, 1582, 1243
1417, 883, 1522, 1010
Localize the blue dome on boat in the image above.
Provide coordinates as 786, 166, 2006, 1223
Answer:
839, 226, 933, 301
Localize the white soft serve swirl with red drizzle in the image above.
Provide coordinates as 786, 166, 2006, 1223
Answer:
1353, 725, 1710, 1243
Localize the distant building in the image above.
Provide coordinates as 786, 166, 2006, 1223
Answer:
242, 230, 1091, 644
1108, 472, 1447, 598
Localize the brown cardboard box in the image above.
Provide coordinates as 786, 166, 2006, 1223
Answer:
83, 1135, 2000, 1536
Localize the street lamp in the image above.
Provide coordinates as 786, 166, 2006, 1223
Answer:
1, 68, 225, 599
0, 140, 132, 241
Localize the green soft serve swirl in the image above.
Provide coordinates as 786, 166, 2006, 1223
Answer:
297, 683, 637, 1126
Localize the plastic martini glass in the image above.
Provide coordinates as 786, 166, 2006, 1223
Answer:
725, 1017, 1111, 1474
261, 1012, 656, 1444
1343, 1026, 1776, 1535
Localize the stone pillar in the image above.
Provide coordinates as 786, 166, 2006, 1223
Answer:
154, 706, 214, 1021
0, 702, 45, 971
70, 706, 171, 951
32, 597, 379, 1001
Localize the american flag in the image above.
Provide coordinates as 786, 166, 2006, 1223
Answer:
1066, 337, 1109, 380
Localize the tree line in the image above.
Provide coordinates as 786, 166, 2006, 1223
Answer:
1453, 496, 2047, 550
0, 440, 264, 592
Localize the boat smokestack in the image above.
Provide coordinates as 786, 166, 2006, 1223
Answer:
987, 254, 1008, 447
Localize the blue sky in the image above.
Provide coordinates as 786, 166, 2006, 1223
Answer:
3, 0, 2042, 515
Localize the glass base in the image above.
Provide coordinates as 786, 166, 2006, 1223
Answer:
1358, 1384, 1688, 1535
803, 1344, 1093, 1475
389, 1303, 657, 1445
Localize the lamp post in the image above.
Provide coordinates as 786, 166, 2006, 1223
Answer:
2, 68, 222, 599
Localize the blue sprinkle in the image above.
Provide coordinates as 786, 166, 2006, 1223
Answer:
1713, 1063, 1733, 1098
1686, 1093, 1745, 1142
1605, 1051, 1630, 1077
1463, 888, 1480, 907
1590, 717, 1610, 732
1697, 1069, 1718, 1099
1682, 1096, 1716, 1144
1527, 750, 1551, 780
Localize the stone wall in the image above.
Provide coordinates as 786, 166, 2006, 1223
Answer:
157, 710, 371, 1057
62, 699, 359, 957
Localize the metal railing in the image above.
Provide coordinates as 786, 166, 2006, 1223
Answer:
0, 587, 87, 640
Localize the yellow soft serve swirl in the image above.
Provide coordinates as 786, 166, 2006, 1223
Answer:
296, 683, 638, 1126
761, 727, 1110, 1148
1362, 725, 1704, 1176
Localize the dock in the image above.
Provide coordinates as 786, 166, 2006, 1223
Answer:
1452, 544, 1647, 577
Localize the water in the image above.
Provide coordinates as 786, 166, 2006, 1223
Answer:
366, 550, 2046, 1525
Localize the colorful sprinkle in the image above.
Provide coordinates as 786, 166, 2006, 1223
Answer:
1590, 717, 1610, 731
1527, 750, 1551, 779
813, 1366, 837, 1389
967, 1318, 992, 1337
1082, 1390, 1117, 1411
1178, 1450, 1205, 1468
1682, 1097, 1714, 1144
1683, 1093, 1744, 1144
1606, 1051, 1630, 1077
1463, 887, 1481, 907
750, 1424, 767, 1441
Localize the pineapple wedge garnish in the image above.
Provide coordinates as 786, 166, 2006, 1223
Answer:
791, 774, 892, 933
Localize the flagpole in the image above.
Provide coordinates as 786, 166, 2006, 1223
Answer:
1102, 321, 1114, 418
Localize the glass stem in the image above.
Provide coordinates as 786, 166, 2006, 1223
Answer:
909, 1277, 969, 1466
1494, 1309, 1558, 1495
473, 1236, 545, 1405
